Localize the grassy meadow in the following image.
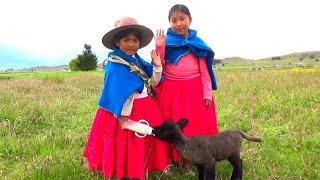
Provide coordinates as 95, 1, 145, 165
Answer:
0, 67, 319, 179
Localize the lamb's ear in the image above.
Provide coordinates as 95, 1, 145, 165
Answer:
177, 119, 189, 129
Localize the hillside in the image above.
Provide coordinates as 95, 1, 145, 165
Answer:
261, 51, 320, 60
1, 51, 319, 73
1, 65, 69, 73
219, 51, 320, 71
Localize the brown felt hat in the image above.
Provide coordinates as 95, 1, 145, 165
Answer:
102, 17, 153, 50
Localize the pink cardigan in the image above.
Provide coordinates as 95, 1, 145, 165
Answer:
156, 44, 212, 100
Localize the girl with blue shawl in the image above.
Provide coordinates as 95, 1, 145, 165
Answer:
83, 17, 168, 180
154, 4, 219, 166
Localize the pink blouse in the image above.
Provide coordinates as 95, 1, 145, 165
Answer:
156, 44, 212, 100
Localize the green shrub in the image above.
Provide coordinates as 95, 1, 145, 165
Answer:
69, 44, 98, 71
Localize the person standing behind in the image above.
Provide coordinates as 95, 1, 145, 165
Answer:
83, 17, 168, 180
154, 4, 219, 163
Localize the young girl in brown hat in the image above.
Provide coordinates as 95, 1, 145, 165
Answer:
83, 17, 168, 180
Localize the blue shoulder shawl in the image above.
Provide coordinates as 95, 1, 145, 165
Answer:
165, 28, 218, 90
98, 48, 153, 117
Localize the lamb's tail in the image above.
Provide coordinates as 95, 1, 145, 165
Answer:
238, 131, 262, 142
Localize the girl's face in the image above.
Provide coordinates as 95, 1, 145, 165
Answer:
169, 11, 191, 37
116, 33, 140, 56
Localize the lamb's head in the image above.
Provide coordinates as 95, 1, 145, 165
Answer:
152, 119, 189, 143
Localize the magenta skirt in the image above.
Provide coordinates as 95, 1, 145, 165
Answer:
155, 76, 219, 162
83, 97, 169, 180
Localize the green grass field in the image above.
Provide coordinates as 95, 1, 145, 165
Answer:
0, 68, 319, 179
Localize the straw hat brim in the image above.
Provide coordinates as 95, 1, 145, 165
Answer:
102, 24, 153, 50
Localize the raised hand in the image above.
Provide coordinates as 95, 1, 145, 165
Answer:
154, 29, 166, 46
151, 50, 161, 67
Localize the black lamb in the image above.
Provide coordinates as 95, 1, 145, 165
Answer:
152, 119, 262, 180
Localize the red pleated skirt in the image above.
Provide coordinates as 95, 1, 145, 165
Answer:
155, 76, 219, 162
83, 96, 169, 180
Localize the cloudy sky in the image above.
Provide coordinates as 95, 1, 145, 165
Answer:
0, 0, 319, 70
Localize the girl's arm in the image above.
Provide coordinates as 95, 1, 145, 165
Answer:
151, 65, 162, 86
118, 94, 135, 128
121, 94, 134, 116
120, 49, 163, 116
199, 57, 213, 107
154, 29, 166, 66
151, 50, 163, 86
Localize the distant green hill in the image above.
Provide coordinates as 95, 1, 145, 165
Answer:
218, 51, 320, 71
262, 51, 320, 60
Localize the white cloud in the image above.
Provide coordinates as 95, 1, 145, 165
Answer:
0, 0, 319, 67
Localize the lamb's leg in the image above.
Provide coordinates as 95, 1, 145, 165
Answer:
196, 164, 205, 180
227, 154, 243, 180
204, 162, 215, 180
